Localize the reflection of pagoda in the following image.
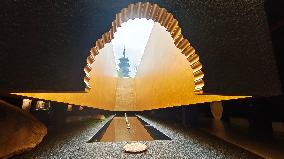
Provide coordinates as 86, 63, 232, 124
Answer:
118, 46, 130, 77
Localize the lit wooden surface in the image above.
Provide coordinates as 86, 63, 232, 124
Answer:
14, 26, 250, 111
13, 9, 250, 111
100, 117, 153, 142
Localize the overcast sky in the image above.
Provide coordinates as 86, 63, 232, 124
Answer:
112, 18, 154, 77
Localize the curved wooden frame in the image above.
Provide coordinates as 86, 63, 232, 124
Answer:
84, 2, 204, 94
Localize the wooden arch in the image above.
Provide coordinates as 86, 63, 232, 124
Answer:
83, 2, 204, 94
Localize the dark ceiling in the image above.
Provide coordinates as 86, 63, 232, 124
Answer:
0, 0, 283, 96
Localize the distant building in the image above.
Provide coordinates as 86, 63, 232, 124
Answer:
118, 46, 130, 77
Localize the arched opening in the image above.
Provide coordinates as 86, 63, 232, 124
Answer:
12, 2, 250, 111
84, 2, 204, 94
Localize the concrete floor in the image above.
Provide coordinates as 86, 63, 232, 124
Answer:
12, 115, 261, 159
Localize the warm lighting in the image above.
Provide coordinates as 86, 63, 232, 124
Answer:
82, 2, 205, 93
11, 2, 251, 111
35, 101, 49, 110
67, 105, 73, 111
22, 99, 32, 111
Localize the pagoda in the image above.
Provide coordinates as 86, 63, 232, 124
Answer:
118, 46, 130, 77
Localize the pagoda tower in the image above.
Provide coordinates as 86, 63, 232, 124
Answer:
118, 46, 130, 77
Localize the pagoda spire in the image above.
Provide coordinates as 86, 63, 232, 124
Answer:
123, 46, 126, 58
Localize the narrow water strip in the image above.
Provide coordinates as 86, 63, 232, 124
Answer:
87, 115, 171, 142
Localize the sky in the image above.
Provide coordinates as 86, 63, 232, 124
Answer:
112, 18, 154, 77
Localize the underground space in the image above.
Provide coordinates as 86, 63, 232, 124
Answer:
87, 115, 171, 143
1, 1, 284, 159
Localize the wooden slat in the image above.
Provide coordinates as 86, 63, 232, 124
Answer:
132, 3, 138, 18
121, 8, 128, 22
194, 79, 204, 92
174, 35, 183, 46
187, 54, 199, 65
85, 84, 91, 91
150, 4, 158, 20
162, 13, 173, 28
102, 32, 110, 44
84, 64, 92, 74
140, 3, 145, 18
177, 39, 190, 51
193, 70, 203, 77
96, 39, 104, 50
182, 46, 195, 57
193, 70, 204, 81
112, 21, 117, 33
143, 2, 150, 19
146, 3, 152, 19
109, 28, 114, 40
85, 73, 90, 79
168, 19, 178, 33
128, 4, 134, 19
194, 90, 203, 94
87, 55, 95, 65
191, 61, 202, 73
116, 12, 122, 27
137, 2, 142, 18
90, 47, 99, 57
157, 8, 166, 23
195, 79, 204, 86
84, 76, 90, 83
171, 27, 181, 40
154, 7, 162, 21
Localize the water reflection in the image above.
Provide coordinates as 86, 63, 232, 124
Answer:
100, 117, 154, 142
